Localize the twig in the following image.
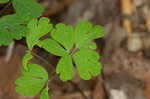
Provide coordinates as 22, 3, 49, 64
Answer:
70, 47, 78, 56
31, 51, 55, 70
5, 41, 15, 62
69, 81, 89, 99
146, 10, 150, 33
121, 0, 133, 36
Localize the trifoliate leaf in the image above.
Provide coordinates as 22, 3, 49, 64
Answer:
73, 49, 102, 80
38, 38, 67, 56
56, 54, 74, 81
26, 17, 52, 50
0, 0, 9, 3
15, 64, 48, 97
13, 0, 44, 21
0, 14, 27, 46
51, 23, 74, 52
22, 53, 33, 71
40, 86, 50, 99
75, 21, 104, 49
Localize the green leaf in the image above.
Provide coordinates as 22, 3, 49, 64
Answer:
88, 41, 97, 50
75, 21, 104, 49
12, 0, 44, 21
0, 14, 27, 46
40, 86, 50, 99
15, 64, 48, 97
87, 25, 104, 40
22, 53, 33, 71
51, 23, 74, 52
38, 38, 67, 56
73, 49, 102, 80
0, 0, 9, 3
26, 17, 52, 50
75, 21, 92, 48
56, 54, 74, 81
22, 64, 48, 79
77, 41, 97, 50
16, 76, 46, 97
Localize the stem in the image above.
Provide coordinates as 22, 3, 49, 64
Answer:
69, 81, 89, 99
31, 51, 56, 76
70, 47, 78, 56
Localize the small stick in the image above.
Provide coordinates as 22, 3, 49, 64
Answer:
31, 51, 56, 76
146, 9, 150, 33
121, 0, 133, 36
5, 41, 15, 62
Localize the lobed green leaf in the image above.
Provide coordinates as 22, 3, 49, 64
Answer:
15, 64, 48, 97
0, 14, 27, 46
13, 0, 44, 21
75, 21, 104, 49
73, 49, 102, 80
22, 53, 33, 71
26, 17, 52, 50
22, 64, 48, 79
56, 54, 74, 81
87, 25, 104, 40
75, 21, 92, 49
38, 38, 67, 56
51, 23, 74, 52
15, 76, 46, 97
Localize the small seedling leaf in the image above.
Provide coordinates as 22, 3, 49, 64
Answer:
15, 64, 48, 97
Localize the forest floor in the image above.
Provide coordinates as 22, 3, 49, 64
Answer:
0, 0, 150, 99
